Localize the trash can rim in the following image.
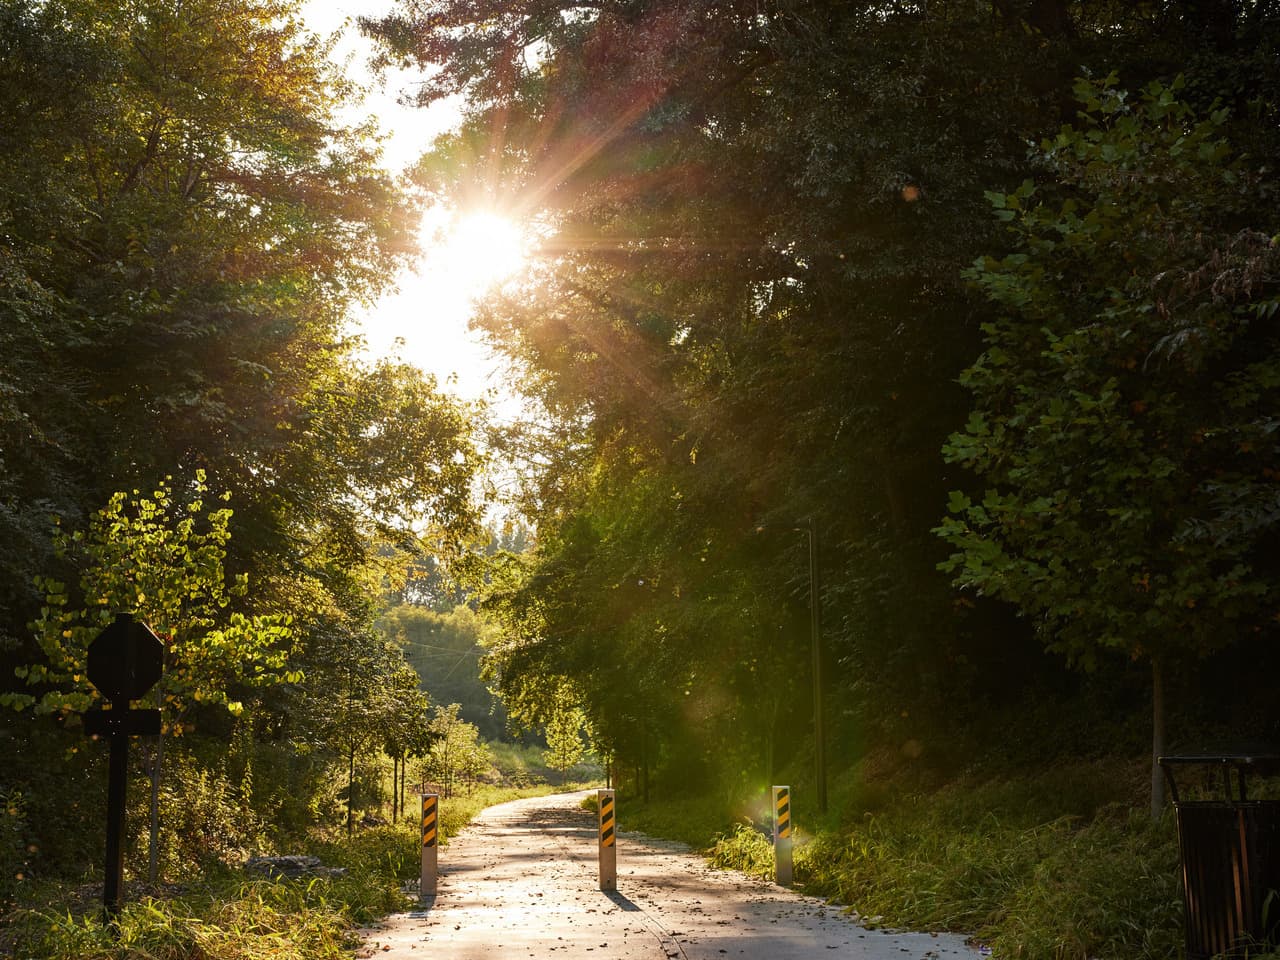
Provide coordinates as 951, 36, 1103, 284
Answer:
1159, 754, 1280, 767
1170, 799, 1280, 807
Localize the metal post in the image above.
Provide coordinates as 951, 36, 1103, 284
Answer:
598, 789, 616, 891
102, 730, 128, 920
773, 785, 793, 887
420, 793, 439, 901
807, 519, 827, 813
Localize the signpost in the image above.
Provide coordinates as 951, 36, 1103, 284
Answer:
598, 789, 616, 891
83, 612, 164, 920
773, 785, 793, 887
421, 793, 439, 901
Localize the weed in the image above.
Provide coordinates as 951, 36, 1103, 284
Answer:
5, 783, 584, 959
708, 823, 774, 879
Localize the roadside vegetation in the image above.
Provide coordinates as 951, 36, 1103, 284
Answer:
3, 781, 590, 960
626, 754, 1183, 960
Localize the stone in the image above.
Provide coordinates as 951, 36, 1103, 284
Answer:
245, 854, 347, 879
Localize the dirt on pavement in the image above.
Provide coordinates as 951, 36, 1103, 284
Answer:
359, 790, 983, 960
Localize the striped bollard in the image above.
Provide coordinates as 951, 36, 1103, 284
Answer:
598, 788, 616, 891
773, 785, 793, 887
420, 793, 439, 901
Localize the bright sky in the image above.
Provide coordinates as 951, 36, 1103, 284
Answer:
301, 0, 524, 405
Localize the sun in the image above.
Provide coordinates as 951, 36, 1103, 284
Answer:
427, 209, 529, 300
347, 207, 532, 399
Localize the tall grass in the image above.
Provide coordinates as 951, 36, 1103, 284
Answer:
485, 740, 603, 788
623, 795, 736, 849
708, 823, 775, 879
5, 783, 581, 960
797, 801, 1181, 958
624, 757, 1186, 960
9, 880, 358, 960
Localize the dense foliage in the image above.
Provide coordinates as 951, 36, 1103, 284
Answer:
3, 0, 1280, 955
366, 0, 1280, 801
378, 603, 505, 737
0, 0, 482, 900
938, 74, 1280, 810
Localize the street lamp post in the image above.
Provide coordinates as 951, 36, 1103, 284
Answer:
757, 517, 829, 813
805, 518, 827, 814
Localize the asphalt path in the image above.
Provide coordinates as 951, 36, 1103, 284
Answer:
359, 790, 982, 960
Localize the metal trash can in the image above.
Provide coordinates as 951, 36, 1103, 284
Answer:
1159, 753, 1280, 959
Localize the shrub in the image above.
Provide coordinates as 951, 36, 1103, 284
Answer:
147, 755, 268, 879
0, 790, 33, 908
708, 822, 774, 879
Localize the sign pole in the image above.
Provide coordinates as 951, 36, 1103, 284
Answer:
102, 729, 129, 918
420, 793, 439, 901
773, 785, 793, 887
598, 789, 616, 891
83, 612, 165, 922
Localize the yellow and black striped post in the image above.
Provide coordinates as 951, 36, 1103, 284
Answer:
598, 788, 616, 891
420, 793, 439, 901
772, 785, 793, 886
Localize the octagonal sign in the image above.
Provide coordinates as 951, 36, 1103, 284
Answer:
86, 613, 164, 703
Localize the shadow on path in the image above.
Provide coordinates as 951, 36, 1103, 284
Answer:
603, 889, 642, 912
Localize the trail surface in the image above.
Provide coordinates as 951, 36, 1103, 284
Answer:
360, 791, 980, 960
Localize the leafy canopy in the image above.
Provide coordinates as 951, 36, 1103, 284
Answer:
7, 473, 293, 728
419, 703, 493, 796
937, 76, 1280, 670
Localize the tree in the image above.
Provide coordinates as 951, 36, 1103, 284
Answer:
379, 603, 503, 738
380, 662, 434, 823
543, 692, 587, 779
0, 0, 489, 878
0, 0, 487, 650
370, 0, 1280, 793
0, 0, 116, 641
368, 0, 1095, 780
419, 704, 492, 797
12, 475, 292, 718
936, 76, 1280, 816
390, 523, 533, 610
4, 474, 292, 876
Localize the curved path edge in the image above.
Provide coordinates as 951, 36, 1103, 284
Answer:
359, 790, 983, 960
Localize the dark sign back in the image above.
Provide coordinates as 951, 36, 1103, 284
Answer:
86, 612, 164, 703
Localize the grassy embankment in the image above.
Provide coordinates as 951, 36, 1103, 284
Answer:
622, 755, 1197, 960
4, 783, 580, 960
486, 740, 601, 788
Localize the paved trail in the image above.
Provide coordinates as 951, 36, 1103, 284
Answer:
360, 791, 981, 960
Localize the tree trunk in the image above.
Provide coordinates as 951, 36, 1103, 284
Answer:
347, 746, 356, 837
1151, 658, 1167, 820
399, 752, 407, 820
392, 754, 399, 823
147, 730, 166, 882
641, 732, 650, 804
765, 728, 774, 787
